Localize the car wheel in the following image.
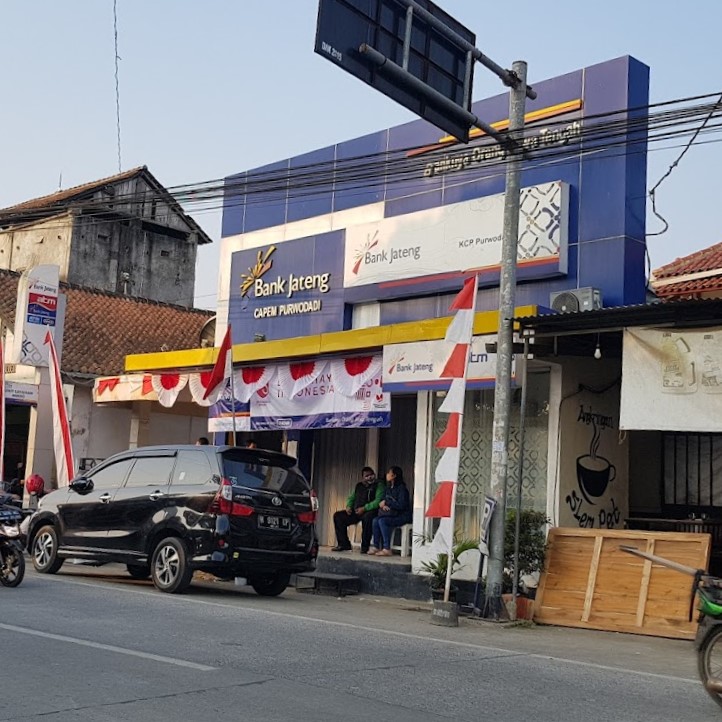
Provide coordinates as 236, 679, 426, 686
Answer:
32, 525, 64, 574
150, 537, 192, 594
127, 563, 151, 580
249, 572, 291, 597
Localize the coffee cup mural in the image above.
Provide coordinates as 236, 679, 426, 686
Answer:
576, 454, 616, 503
575, 404, 616, 505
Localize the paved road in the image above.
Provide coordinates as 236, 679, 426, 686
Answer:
0, 564, 718, 721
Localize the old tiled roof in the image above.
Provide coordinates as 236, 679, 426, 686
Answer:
0, 166, 212, 244
0, 270, 213, 376
0, 168, 144, 215
652, 241, 722, 298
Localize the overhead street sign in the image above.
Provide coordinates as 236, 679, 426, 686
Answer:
314, 0, 476, 142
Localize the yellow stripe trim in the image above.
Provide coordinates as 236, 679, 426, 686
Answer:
125, 305, 538, 373
437, 99, 583, 145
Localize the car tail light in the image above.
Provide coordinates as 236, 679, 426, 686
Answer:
297, 510, 316, 524
209, 479, 255, 517
231, 503, 254, 517
209, 478, 234, 515
310, 489, 319, 512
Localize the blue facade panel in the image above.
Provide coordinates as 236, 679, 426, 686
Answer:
221, 56, 650, 339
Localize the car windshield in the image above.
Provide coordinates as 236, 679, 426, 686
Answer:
221, 451, 309, 495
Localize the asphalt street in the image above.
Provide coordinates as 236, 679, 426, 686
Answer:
0, 563, 718, 721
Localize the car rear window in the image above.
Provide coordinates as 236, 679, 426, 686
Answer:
221, 451, 309, 495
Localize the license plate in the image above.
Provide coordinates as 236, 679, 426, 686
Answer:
258, 515, 290, 531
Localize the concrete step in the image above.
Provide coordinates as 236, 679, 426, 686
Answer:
295, 571, 360, 597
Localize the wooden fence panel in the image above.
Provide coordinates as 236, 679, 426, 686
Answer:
534, 528, 710, 640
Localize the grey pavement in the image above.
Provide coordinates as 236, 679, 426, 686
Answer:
0, 563, 718, 721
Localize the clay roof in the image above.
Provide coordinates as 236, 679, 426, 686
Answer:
0, 168, 144, 215
652, 241, 722, 298
0, 270, 213, 376
0, 166, 212, 244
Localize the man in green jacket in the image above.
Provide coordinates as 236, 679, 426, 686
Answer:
332, 467, 385, 554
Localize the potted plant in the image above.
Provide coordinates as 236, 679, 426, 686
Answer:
503, 509, 548, 619
419, 537, 480, 602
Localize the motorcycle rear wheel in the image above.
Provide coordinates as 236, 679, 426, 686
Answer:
0, 544, 25, 587
698, 623, 722, 708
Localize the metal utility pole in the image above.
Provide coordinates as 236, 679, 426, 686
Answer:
485, 60, 528, 619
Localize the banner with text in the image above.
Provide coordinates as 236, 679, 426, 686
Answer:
621, 327, 722, 432
383, 335, 513, 392
344, 181, 568, 289
251, 370, 390, 430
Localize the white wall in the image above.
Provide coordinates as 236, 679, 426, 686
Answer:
555, 358, 629, 530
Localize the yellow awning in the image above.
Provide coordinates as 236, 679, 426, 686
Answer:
125, 305, 538, 373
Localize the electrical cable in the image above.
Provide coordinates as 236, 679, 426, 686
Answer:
113, 0, 122, 174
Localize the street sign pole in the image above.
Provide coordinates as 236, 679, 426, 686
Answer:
485, 60, 528, 619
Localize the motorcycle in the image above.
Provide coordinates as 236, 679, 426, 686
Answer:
0, 500, 26, 587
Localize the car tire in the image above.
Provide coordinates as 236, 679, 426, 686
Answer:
32, 525, 64, 574
127, 563, 151, 580
249, 571, 291, 597
150, 537, 193, 594
0, 544, 25, 587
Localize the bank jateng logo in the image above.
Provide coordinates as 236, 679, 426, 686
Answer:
239, 245, 332, 319
352, 229, 421, 276
240, 245, 276, 297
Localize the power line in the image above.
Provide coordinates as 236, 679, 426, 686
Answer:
647, 91, 722, 237
113, 0, 122, 173
6, 90, 720, 225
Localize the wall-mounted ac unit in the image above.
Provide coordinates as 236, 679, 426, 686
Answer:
549, 287, 602, 314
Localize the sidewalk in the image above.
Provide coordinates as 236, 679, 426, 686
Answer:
287, 588, 701, 683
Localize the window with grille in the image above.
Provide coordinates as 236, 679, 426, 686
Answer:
662, 432, 722, 510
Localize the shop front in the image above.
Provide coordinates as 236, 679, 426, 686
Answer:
124, 55, 650, 592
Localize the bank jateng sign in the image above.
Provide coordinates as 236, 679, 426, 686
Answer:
382, 335, 515, 392
228, 230, 347, 344
344, 181, 568, 290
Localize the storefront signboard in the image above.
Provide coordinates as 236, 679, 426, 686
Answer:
10, 265, 60, 367
344, 181, 568, 291
382, 335, 513, 391
621, 327, 722, 432
228, 230, 347, 343
5, 381, 38, 405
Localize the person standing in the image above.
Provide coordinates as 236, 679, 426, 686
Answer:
370, 466, 412, 556
332, 467, 385, 554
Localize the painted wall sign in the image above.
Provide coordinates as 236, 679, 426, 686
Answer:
559, 378, 628, 530
382, 335, 514, 391
344, 181, 568, 290
228, 231, 346, 343
621, 327, 722, 432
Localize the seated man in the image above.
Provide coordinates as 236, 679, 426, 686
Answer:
332, 467, 385, 554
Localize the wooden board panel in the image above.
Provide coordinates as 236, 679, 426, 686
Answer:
534, 528, 710, 640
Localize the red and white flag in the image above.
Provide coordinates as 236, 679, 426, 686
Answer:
45, 331, 75, 487
203, 325, 233, 400
426, 276, 478, 519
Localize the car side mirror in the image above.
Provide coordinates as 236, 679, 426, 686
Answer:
70, 478, 94, 494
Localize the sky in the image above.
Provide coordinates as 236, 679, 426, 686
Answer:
1, 1, 721, 310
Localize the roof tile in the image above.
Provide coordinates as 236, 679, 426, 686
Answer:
0, 270, 213, 375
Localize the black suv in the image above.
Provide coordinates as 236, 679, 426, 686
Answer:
27, 445, 318, 595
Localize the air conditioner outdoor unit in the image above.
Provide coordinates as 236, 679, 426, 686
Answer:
549, 287, 602, 314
